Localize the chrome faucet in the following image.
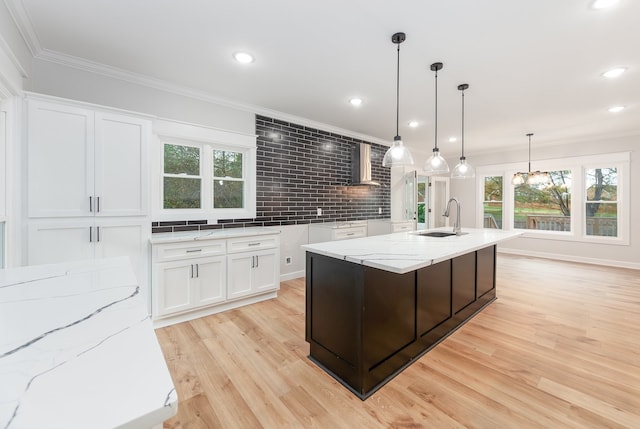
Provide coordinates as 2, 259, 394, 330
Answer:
443, 197, 462, 235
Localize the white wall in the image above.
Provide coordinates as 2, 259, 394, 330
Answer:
448, 135, 639, 268
28, 58, 255, 135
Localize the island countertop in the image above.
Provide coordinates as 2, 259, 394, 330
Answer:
0, 257, 177, 429
302, 227, 522, 274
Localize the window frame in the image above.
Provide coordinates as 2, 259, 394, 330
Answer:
476, 152, 629, 245
153, 120, 256, 222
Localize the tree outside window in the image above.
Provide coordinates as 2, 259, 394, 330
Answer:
163, 144, 201, 208
483, 176, 503, 229
514, 170, 571, 231
212, 150, 244, 209
585, 168, 617, 237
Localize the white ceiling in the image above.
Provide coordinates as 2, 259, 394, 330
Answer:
9, 0, 640, 159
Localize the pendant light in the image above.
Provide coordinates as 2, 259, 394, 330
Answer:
511, 133, 551, 186
452, 83, 475, 179
382, 32, 414, 167
424, 62, 450, 174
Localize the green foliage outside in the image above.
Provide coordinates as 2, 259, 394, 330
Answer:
213, 151, 244, 208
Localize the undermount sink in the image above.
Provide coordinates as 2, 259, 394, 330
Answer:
418, 231, 468, 237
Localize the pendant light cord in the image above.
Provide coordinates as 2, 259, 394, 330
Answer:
396, 43, 400, 137
528, 133, 532, 172
461, 89, 465, 157
434, 69, 438, 150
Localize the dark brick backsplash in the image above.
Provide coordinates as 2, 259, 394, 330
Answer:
152, 115, 391, 233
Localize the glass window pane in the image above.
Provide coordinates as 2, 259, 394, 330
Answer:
585, 168, 617, 237
164, 144, 200, 175
163, 177, 201, 208
213, 150, 243, 178
213, 180, 244, 208
483, 176, 503, 229
514, 170, 571, 231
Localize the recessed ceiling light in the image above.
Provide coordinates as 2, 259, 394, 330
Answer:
592, 0, 619, 9
602, 67, 627, 78
234, 52, 254, 64
349, 98, 363, 106
448, 137, 457, 143
608, 105, 625, 113
408, 121, 419, 128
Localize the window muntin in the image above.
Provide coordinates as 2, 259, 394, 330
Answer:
163, 144, 201, 209
483, 176, 503, 229
212, 150, 244, 209
514, 170, 571, 232
585, 167, 617, 237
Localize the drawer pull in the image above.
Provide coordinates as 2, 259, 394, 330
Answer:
186, 249, 202, 253
346, 233, 355, 236
248, 242, 261, 246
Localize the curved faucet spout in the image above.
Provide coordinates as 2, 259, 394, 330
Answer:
443, 197, 462, 235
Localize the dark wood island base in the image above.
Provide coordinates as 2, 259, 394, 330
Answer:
305, 245, 497, 399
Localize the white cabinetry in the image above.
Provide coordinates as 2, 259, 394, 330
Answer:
227, 235, 279, 299
367, 219, 416, 236
151, 231, 280, 326
24, 95, 151, 308
308, 222, 367, 244
27, 99, 149, 218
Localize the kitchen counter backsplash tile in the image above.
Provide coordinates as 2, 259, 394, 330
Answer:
152, 115, 391, 233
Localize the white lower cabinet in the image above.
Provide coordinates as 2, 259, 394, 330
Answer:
155, 256, 226, 317
227, 249, 279, 300
151, 232, 280, 325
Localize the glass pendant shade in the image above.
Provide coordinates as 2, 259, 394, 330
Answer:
452, 157, 474, 179
424, 148, 450, 173
511, 173, 525, 185
382, 136, 414, 167
383, 32, 414, 168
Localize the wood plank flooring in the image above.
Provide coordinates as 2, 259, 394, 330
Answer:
156, 254, 640, 428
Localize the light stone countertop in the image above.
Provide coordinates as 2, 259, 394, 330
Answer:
302, 227, 523, 274
149, 226, 281, 244
0, 257, 177, 429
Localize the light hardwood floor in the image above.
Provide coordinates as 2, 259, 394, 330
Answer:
156, 254, 640, 428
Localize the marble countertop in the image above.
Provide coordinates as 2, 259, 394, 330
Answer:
302, 227, 522, 274
0, 257, 177, 429
149, 226, 280, 244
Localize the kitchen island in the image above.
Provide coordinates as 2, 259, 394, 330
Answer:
0, 257, 177, 429
302, 227, 521, 399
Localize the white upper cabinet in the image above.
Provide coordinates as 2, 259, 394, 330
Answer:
27, 99, 149, 218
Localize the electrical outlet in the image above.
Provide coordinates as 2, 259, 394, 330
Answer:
378, 207, 382, 214
317, 207, 322, 216
285, 256, 292, 265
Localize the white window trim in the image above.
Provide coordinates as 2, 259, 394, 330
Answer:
476, 151, 629, 245
152, 119, 257, 222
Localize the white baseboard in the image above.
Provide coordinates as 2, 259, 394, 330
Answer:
498, 248, 640, 270
280, 270, 305, 281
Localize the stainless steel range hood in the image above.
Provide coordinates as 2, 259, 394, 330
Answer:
351, 143, 380, 186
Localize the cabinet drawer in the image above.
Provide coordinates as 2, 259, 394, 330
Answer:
392, 222, 415, 232
333, 226, 367, 240
155, 240, 226, 262
227, 235, 279, 254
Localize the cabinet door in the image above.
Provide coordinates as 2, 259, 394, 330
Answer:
28, 221, 95, 265
227, 253, 253, 300
94, 221, 148, 295
193, 256, 226, 307
252, 249, 279, 293
155, 261, 193, 316
27, 100, 94, 217
452, 252, 476, 314
94, 113, 149, 216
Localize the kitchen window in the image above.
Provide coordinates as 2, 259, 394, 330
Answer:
476, 151, 629, 245
154, 120, 256, 221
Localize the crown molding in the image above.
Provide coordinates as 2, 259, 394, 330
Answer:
4, 0, 41, 56
35, 48, 388, 147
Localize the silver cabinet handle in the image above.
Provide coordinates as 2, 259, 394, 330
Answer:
96, 196, 100, 213
96, 226, 100, 242
190, 264, 194, 278
248, 242, 260, 247
255, 255, 259, 268
195, 263, 199, 278
89, 196, 93, 212
346, 232, 355, 236
186, 249, 202, 253
89, 226, 92, 242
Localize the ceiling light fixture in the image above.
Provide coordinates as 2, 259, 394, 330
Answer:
233, 52, 254, 64
452, 84, 474, 179
608, 105, 625, 113
449, 137, 457, 143
592, 0, 619, 9
424, 62, 449, 174
349, 97, 363, 106
408, 120, 419, 128
602, 67, 626, 78
382, 32, 414, 167
511, 133, 550, 186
